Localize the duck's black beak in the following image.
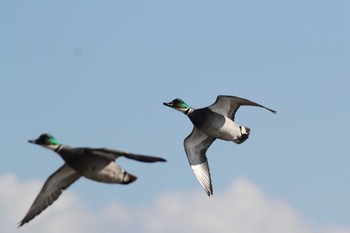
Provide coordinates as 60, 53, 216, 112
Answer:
163, 102, 172, 107
28, 139, 35, 144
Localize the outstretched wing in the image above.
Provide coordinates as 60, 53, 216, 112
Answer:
19, 164, 81, 227
184, 127, 216, 196
90, 148, 167, 163
208, 95, 276, 120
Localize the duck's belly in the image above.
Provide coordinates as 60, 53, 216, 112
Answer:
60, 150, 128, 184
201, 117, 241, 141
82, 161, 125, 184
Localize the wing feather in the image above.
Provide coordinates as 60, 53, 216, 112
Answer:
184, 127, 215, 196
19, 164, 81, 227
209, 95, 276, 120
89, 148, 166, 163
191, 162, 212, 196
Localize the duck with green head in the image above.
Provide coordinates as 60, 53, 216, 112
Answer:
164, 95, 276, 196
19, 133, 166, 227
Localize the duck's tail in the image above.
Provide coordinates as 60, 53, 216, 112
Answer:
122, 172, 137, 184
234, 126, 250, 144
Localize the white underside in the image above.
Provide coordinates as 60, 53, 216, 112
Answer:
83, 161, 124, 184
210, 117, 242, 141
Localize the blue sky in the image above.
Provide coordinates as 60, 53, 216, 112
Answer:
1, 1, 350, 232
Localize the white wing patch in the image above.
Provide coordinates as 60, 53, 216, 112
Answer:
184, 128, 215, 196
191, 162, 213, 196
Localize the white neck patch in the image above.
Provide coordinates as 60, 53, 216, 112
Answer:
184, 107, 194, 115
42, 144, 63, 152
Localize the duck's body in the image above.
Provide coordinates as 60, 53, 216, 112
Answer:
56, 146, 135, 184
19, 134, 166, 227
187, 107, 242, 142
164, 95, 276, 196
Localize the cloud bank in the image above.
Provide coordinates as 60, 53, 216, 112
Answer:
1, 173, 349, 233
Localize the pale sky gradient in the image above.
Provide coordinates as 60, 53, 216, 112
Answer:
1, 0, 350, 232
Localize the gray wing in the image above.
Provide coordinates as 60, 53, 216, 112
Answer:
90, 148, 167, 163
18, 164, 81, 227
208, 95, 277, 120
184, 127, 216, 196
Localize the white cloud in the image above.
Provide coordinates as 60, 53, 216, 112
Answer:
1, 173, 349, 233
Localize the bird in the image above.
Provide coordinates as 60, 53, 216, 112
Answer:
163, 95, 276, 196
19, 133, 166, 227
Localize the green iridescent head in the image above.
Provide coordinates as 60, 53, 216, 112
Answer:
29, 133, 60, 146
163, 98, 191, 114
